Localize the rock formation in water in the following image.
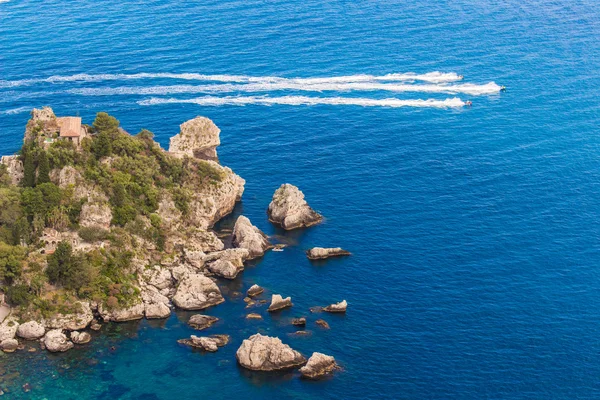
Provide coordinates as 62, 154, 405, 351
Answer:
292, 317, 306, 326
231, 216, 272, 258
188, 314, 219, 330
247, 284, 264, 297
172, 274, 225, 310
306, 247, 351, 260
16, 321, 45, 340
323, 300, 347, 313
70, 331, 91, 344
300, 352, 338, 379
268, 294, 293, 312
236, 333, 306, 371
178, 334, 230, 352
42, 329, 74, 352
267, 184, 323, 230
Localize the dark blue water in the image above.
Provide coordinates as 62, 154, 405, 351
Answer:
2, 0, 600, 398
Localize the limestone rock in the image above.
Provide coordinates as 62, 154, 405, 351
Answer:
316, 319, 330, 329
0, 338, 18, 353
300, 352, 338, 379
44, 301, 93, 331
142, 265, 173, 290
16, 321, 45, 340
205, 248, 249, 279
292, 317, 306, 326
247, 284, 264, 297
79, 202, 112, 229
246, 313, 262, 320
267, 294, 293, 312
42, 329, 73, 352
179, 334, 229, 351
306, 247, 351, 260
144, 302, 171, 319
231, 216, 272, 259
188, 314, 219, 330
236, 334, 306, 371
169, 116, 221, 161
172, 273, 224, 310
70, 331, 91, 344
267, 184, 322, 230
323, 300, 347, 313
0, 156, 24, 185
99, 302, 145, 322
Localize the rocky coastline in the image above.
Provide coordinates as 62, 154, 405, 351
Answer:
0, 107, 346, 382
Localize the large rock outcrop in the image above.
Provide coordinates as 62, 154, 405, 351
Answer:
247, 284, 264, 297
43, 301, 93, 331
16, 321, 45, 340
42, 329, 74, 352
0, 156, 24, 185
306, 247, 351, 260
300, 352, 338, 379
98, 302, 145, 322
172, 273, 224, 310
169, 116, 220, 161
188, 314, 219, 330
267, 184, 322, 230
205, 248, 249, 279
236, 334, 306, 371
231, 216, 272, 259
324, 300, 347, 313
79, 202, 112, 229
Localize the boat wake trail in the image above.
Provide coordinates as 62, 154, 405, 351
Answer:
0, 71, 464, 88
138, 96, 466, 109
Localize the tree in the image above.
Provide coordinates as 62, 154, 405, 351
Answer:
93, 112, 119, 135
36, 150, 50, 185
92, 131, 113, 159
0, 242, 25, 284
46, 241, 74, 286
22, 152, 36, 188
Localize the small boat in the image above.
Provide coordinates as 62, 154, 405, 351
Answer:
465, 101, 472, 106
500, 86, 506, 91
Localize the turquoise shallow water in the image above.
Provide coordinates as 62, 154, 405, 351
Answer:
1, 0, 600, 398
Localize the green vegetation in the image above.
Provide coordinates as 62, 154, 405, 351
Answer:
0, 111, 227, 316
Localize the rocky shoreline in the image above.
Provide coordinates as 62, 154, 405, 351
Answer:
0, 108, 346, 381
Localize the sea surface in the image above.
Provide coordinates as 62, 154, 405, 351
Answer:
1, 0, 600, 398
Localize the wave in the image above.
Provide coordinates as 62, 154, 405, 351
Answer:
138, 95, 466, 108
0, 71, 464, 88
0, 106, 32, 115
68, 81, 500, 97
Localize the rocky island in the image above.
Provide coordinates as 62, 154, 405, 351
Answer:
0, 107, 344, 381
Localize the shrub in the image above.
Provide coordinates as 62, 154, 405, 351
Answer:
5, 284, 33, 307
0, 242, 25, 284
78, 227, 109, 242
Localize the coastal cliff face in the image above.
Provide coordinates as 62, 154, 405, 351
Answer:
0, 108, 246, 353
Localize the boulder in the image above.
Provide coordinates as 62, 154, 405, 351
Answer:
231, 216, 272, 259
246, 313, 262, 320
141, 284, 172, 319
300, 352, 338, 379
267, 184, 322, 230
205, 248, 249, 279
292, 317, 306, 327
42, 329, 73, 352
70, 331, 91, 344
169, 116, 221, 161
178, 334, 229, 351
99, 302, 145, 322
268, 294, 293, 312
43, 301, 93, 331
236, 334, 306, 371
0, 156, 24, 185
247, 284, 264, 297
0, 338, 18, 353
172, 273, 224, 310
144, 302, 171, 319
142, 265, 173, 290
188, 314, 218, 330
323, 300, 347, 313
16, 321, 45, 340
306, 247, 351, 260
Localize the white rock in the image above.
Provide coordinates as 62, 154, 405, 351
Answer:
267, 294, 293, 312
231, 216, 272, 259
172, 273, 224, 310
70, 331, 91, 344
236, 334, 305, 371
324, 300, 347, 313
42, 329, 73, 352
16, 321, 45, 340
300, 352, 338, 379
267, 184, 322, 230
43, 301, 93, 331
169, 116, 221, 161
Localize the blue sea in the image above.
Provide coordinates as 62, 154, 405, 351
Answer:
2, 0, 600, 398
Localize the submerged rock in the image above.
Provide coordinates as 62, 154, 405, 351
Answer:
188, 314, 219, 331
16, 321, 45, 340
316, 319, 330, 329
246, 313, 262, 320
172, 273, 224, 310
236, 333, 306, 371
267, 184, 322, 230
306, 247, 351, 260
231, 216, 272, 259
70, 331, 91, 345
42, 330, 73, 352
267, 294, 293, 312
323, 300, 347, 313
300, 352, 338, 379
247, 284, 264, 297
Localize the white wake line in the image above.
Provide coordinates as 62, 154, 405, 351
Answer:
0, 71, 464, 88
138, 96, 466, 108
69, 81, 500, 96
